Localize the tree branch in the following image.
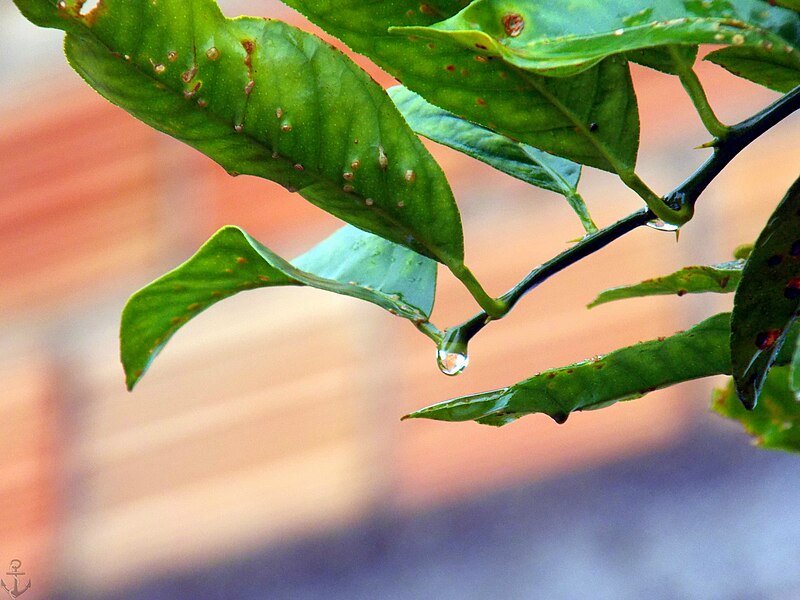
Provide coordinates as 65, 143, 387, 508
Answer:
438, 84, 800, 360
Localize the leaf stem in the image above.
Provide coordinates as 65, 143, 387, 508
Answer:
669, 46, 728, 139
449, 263, 508, 318
443, 209, 654, 348
664, 84, 800, 214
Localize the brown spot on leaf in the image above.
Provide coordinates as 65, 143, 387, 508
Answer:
502, 13, 525, 37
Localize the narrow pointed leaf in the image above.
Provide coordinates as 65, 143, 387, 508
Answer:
121, 226, 436, 390
713, 367, 800, 453
280, 0, 640, 172
791, 338, 800, 394
388, 86, 596, 233
732, 175, 800, 409
406, 313, 732, 426
395, 0, 798, 77
588, 260, 744, 308
13, 0, 464, 267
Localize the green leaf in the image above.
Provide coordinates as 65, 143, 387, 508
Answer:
712, 366, 800, 453
394, 0, 798, 77
13, 0, 465, 267
405, 313, 732, 426
588, 260, 744, 308
387, 85, 596, 233
121, 225, 436, 390
774, 0, 800, 10
731, 175, 800, 409
627, 45, 698, 75
705, 2, 800, 92
280, 0, 640, 172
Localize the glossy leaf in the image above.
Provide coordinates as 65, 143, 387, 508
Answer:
713, 367, 800, 453
280, 0, 640, 172
588, 260, 743, 308
405, 313, 732, 426
395, 0, 798, 77
732, 175, 800, 409
388, 85, 596, 232
121, 225, 436, 389
13, 0, 465, 267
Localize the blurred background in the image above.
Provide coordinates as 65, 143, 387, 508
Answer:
2, 1, 800, 598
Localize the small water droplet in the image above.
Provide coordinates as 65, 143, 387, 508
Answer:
646, 218, 680, 232
206, 47, 220, 60
437, 349, 469, 376
365, 198, 374, 206
234, 123, 244, 133
613, 28, 624, 36
57, 0, 67, 8
502, 13, 525, 37
714, 33, 725, 41
404, 169, 416, 183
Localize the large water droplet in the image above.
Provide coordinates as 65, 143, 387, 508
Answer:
437, 349, 469, 376
646, 218, 680, 232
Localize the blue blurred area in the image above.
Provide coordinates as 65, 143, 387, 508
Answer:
75, 424, 800, 600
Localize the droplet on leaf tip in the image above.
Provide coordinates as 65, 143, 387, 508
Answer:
436, 349, 469, 376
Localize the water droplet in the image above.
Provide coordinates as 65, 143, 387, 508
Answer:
167, 51, 178, 62
437, 349, 469, 376
57, 0, 66, 8
502, 13, 525, 37
234, 123, 244, 133
365, 198, 374, 206
206, 47, 220, 60
646, 218, 680, 232
613, 28, 624, 36
404, 169, 416, 183
589, 122, 599, 131
714, 33, 725, 41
